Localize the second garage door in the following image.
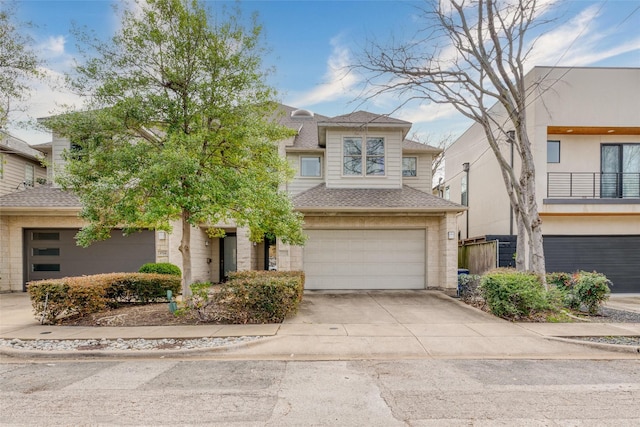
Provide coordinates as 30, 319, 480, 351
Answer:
303, 229, 426, 290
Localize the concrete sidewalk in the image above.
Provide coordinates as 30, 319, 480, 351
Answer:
1, 291, 638, 359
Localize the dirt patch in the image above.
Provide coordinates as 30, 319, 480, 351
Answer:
58, 303, 204, 327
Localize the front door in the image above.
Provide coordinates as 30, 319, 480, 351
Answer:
219, 234, 237, 281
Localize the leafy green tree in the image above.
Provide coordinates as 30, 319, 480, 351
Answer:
46, 0, 304, 295
0, 2, 42, 128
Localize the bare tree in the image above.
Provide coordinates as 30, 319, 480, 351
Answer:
357, 0, 551, 284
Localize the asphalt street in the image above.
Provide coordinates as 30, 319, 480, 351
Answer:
2, 359, 639, 425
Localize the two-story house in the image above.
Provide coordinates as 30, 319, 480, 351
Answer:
443, 67, 640, 293
0, 106, 464, 294
0, 131, 47, 195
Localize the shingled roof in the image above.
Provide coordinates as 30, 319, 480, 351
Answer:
0, 131, 45, 161
319, 111, 411, 126
0, 186, 81, 208
292, 184, 464, 212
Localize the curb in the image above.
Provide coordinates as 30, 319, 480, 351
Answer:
545, 336, 640, 355
0, 335, 280, 360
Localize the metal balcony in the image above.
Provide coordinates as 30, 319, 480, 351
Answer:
547, 172, 640, 199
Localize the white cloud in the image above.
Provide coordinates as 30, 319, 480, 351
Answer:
288, 36, 361, 107
526, 5, 640, 68
6, 66, 85, 144
40, 35, 66, 57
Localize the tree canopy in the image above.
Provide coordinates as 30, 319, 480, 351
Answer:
0, 2, 41, 128
46, 0, 305, 294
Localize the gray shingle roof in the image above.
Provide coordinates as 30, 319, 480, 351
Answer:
0, 185, 81, 208
0, 131, 45, 160
319, 111, 411, 126
402, 139, 441, 153
277, 104, 329, 150
292, 184, 464, 212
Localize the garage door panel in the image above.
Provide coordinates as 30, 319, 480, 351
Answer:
25, 229, 156, 285
303, 229, 426, 290
544, 235, 640, 293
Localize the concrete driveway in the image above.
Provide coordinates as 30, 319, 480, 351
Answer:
1, 290, 638, 359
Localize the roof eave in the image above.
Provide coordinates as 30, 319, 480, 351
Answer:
294, 206, 467, 213
0, 206, 81, 215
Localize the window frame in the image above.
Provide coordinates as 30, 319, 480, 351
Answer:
342, 136, 386, 177
299, 155, 322, 178
402, 156, 418, 177
24, 164, 35, 187
547, 140, 560, 163
461, 174, 468, 206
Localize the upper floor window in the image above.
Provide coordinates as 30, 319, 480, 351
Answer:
547, 140, 560, 163
444, 186, 450, 200
402, 157, 417, 177
601, 143, 640, 198
300, 156, 321, 177
461, 174, 468, 206
343, 137, 385, 176
24, 164, 35, 187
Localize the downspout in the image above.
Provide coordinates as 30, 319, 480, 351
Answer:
507, 130, 515, 236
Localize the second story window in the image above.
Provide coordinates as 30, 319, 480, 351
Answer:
402, 157, 417, 177
343, 137, 385, 176
300, 156, 321, 177
547, 140, 560, 163
461, 174, 468, 206
24, 164, 35, 187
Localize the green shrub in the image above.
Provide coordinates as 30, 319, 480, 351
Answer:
572, 271, 611, 314
104, 273, 182, 304
547, 271, 611, 314
480, 268, 552, 320
138, 262, 182, 276
216, 271, 305, 323
27, 273, 181, 324
547, 272, 580, 309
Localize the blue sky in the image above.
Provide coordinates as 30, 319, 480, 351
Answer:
8, 0, 640, 145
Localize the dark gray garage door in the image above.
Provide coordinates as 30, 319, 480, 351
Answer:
544, 235, 640, 293
24, 229, 156, 288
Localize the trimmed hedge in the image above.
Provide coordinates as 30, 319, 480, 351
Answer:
27, 273, 181, 324
219, 270, 305, 323
139, 262, 182, 276
186, 271, 305, 324
480, 268, 553, 320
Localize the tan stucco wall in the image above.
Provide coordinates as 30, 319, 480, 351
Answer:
541, 215, 640, 235
444, 67, 640, 240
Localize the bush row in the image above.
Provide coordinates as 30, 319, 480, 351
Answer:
460, 268, 611, 320
186, 270, 305, 324
28, 273, 181, 324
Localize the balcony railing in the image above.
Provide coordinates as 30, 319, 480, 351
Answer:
547, 172, 640, 199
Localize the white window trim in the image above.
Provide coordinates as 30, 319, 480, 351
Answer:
341, 136, 387, 178
402, 156, 418, 178
24, 163, 35, 187
299, 155, 322, 178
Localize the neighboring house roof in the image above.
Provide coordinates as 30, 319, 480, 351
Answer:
292, 184, 464, 212
0, 185, 80, 208
402, 139, 441, 154
0, 131, 45, 161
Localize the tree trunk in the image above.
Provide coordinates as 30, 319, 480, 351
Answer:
178, 210, 192, 297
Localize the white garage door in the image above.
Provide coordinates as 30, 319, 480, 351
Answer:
303, 229, 426, 290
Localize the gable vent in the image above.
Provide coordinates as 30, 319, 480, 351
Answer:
291, 109, 314, 119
